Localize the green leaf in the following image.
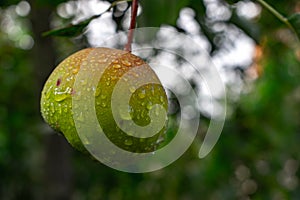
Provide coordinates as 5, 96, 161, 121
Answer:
288, 13, 300, 41
42, 0, 131, 37
42, 15, 99, 37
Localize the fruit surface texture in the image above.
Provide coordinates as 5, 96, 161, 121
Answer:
41, 47, 168, 154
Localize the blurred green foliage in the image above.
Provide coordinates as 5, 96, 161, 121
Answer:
0, 30, 42, 198
289, 13, 300, 40
1, 0, 300, 199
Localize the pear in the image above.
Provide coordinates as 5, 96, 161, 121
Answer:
40, 47, 168, 154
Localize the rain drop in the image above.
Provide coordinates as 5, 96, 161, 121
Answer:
54, 87, 72, 102
155, 106, 160, 116
99, 58, 108, 63
80, 79, 87, 86
146, 103, 153, 110
113, 64, 121, 69
54, 92, 68, 102
50, 102, 55, 114
140, 138, 145, 142
77, 112, 84, 122
94, 88, 101, 97
72, 68, 79, 74
58, 103, 62, 114
129, 86, 136, 93
100, 94, 107, 99
156, 137, 165, 144
160, 96, 164, 102
136, 61, 143, 65
81, 137, 90, 145
82, 61, 88, 66
106, 78, 111, 86
119, 109, 131, 120
124, 139, 133, 146
138, 90, 146, 99
151, 87, 155, 95
112, 59, 119, 64
121, 59, 131, 67
45, 85, 53, 99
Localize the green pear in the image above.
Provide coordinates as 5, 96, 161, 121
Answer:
40, 47, 168, 154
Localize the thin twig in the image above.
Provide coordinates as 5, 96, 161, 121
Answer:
42, 0, 132, 37
124, 0, 138, 52
256, 0, 294, 30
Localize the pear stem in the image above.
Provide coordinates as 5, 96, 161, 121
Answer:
124, 0, 138, 52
